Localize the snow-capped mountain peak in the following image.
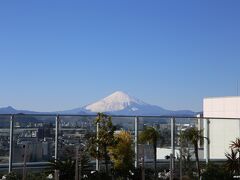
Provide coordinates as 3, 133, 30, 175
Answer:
85, 91, 147, 113
0, 91, 196, 116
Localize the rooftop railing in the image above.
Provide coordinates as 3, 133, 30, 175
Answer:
0, 114, 239, 178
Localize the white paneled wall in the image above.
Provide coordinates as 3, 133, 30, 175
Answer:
204, 97, 240, 159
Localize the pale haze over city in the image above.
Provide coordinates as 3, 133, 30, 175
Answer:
1, 0, 240, 112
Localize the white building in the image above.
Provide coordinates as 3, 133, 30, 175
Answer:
157, 148, 180, 160
203, 96, 240, 159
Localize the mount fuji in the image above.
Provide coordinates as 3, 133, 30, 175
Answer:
0, 91, 196, 116
82, 91, 172, 115
61, 91, 196, 116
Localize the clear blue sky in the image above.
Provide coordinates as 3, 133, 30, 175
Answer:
0, 0, 240, 112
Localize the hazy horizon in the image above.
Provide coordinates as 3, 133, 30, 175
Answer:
1, 90, 202, 112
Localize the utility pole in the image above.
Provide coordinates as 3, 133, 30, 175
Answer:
22, 144, 28, 180
54, 115, 60, 180
9, 115, 14, 173
75, 146, 79, 180
141, 145, 145, 180
79, 148, 82, 180
96, 122, 100, 171
180, 138, 183, 180
171, 118, 176, 174
134, 117, 139, 168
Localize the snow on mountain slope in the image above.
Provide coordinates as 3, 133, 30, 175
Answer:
83, 91, 196, 116
84, 91, 147, 112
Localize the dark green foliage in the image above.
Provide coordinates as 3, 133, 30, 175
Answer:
225, 148, 239, 175
26, 172, 49, 180
4, 172, 19, 180
228, 138, 240, 175
202, 163, 233, 180
129, 168, 155, 180
1, 172, 49, 180
86, 171, 112, 180
58, 146, 91, 174
50, 158, 75, 180
144, 168, 155, 180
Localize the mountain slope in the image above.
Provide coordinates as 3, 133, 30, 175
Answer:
85, 91, 147, 112
0, 91, 196, 116
82, 91, 195, 116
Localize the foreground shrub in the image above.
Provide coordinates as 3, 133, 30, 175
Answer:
201, 163, 233, 180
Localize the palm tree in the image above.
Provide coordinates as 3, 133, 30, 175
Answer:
225, 149, 238, 175
139, 127, 160, 180
181, 127, 206, 180
230, 138, 240, 174
50, 158, 75, 180
230, 138, 240, 150
179, 131, 195, 178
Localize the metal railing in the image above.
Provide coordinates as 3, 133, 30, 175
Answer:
0, 114, 239, 178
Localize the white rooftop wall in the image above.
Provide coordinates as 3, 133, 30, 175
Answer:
203, 97, 240, 159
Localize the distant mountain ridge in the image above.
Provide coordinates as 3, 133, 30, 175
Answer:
0, 91, 197, 116
0, 106, 39, 114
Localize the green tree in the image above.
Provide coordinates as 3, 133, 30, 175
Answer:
87, 113, 116, 175
109, 130, 134, 178
50, 158, 75, 180
181, 127, 207, 180
58, 146, 90, 176
139, 127, 160, 180
230, 138, 240, 174
202, 163, 232, 180
4, 172, 19, 180
225, 149, 238, 176
27, 172, 50, 180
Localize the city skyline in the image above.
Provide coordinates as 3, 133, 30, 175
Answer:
1, 1, 240, 112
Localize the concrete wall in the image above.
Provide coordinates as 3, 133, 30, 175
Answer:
203, 97, 240, 159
